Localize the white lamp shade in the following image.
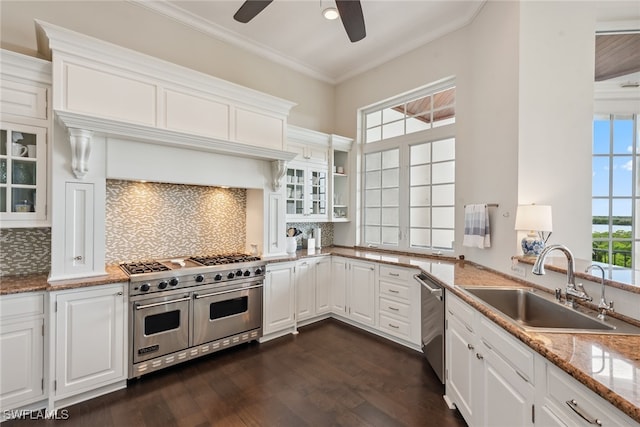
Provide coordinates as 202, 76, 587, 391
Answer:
514, 205, 552, 232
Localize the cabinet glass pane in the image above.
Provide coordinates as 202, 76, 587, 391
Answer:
11, 188, 35, 212
0, 188, 5, 212
0, 159, 6, 184
12, 160, 36, 185
0, 130, 6, 155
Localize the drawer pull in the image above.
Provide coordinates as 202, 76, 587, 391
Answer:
467, 343, 474, 350
73, 255, 83, 261
388, 306, 399, 311
515, 370, 528, 383
388, 323, 400, 329
389, 272, 400, 277
566, 400, 602, 426
388, 289, 400, 294
476, 353, 483, 360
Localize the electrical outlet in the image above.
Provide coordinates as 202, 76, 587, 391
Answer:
511, 264, 526, 278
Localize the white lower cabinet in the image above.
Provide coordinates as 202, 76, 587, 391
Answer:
0, 292, 45, 412
51, 283, 127, 404
295, 256, 331, 323
536, 356, 639, 427
264, 262, 296, 336
330, 257, 376, 326
446, 293, 534, 427
377, 265, 421, 346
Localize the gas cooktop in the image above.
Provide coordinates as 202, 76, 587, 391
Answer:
120, 253, 261, 275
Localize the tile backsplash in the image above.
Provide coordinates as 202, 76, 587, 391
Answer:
0, 227, 51, 276
105, 180, 247, 263
286, 222, 334, 248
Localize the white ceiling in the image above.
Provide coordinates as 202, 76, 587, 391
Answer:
131, 0, 486, 84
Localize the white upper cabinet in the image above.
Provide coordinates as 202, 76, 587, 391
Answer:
35, 20, 296, 163
0, 50, 52, 228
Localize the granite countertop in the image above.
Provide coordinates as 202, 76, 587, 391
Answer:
2, 247, 639, 422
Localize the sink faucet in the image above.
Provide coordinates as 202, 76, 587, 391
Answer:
586, 264, 614, 320
532, 244, 592, 308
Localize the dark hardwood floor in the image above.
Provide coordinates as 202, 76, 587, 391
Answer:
6, 319, 466, 426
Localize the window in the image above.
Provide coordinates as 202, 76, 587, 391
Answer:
592, 114, 639, 275
362, 80, 455, 252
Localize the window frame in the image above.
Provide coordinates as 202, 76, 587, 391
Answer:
358, 78, 456, 253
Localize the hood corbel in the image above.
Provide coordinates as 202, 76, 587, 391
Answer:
69, 128, 93, 179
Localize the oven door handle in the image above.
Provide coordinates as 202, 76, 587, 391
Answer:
194, 284, 263, 300
134, 296, 191, 310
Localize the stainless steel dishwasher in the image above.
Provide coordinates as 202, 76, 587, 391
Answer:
414, 272, 445, 384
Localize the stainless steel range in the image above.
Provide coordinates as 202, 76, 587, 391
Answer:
121, 254, 265, 379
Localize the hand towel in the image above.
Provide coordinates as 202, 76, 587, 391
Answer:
463, 204, 491, 249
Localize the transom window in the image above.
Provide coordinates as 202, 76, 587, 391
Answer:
361, 79, 456, 252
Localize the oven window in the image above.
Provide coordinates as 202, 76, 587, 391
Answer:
145, 310, 180, 335
210, 296, 248, 320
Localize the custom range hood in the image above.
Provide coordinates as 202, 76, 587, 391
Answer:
35, 20, 296, 190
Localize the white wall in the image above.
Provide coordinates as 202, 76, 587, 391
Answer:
334, 2, 521, 273
518, 1, 595, 260
0, 0, 335, 133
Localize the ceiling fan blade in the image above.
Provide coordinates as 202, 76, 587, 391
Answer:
233, 0, 274, 23
335, 0, 366, 42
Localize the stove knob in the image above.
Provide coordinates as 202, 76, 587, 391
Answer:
169, 278, 179, 286
227, 272, 235, 279
214, 274, 222, 281
140, 283, 150, 292
235, 270, 243, 277
255, 268, 263, 275
195, 274, 205, 283
158, 281, 168, 289
243, 270, 251, 277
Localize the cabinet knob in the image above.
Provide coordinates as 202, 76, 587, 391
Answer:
73, 255, 83, 261
116, 291, 123, 296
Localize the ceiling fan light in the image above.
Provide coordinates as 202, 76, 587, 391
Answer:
323, 7, 339, 20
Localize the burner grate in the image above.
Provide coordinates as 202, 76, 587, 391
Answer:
189, 254, 261, 266
121, 261, 170, 275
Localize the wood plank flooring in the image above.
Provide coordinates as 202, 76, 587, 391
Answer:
6, 319, 466, 427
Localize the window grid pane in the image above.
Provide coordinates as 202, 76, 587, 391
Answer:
364, 148, 400, 247
592, 114, 639, 276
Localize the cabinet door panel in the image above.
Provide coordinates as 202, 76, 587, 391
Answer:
330, 258, 347, 313
64, 182, 94, 275
264, 265, 295, 333
315, 258, 331, 314
0, 318, 43, 408
349, 261, 375, 325
296, 261, 314, 321
55, 286, 125, 397
447, 314, 475, 422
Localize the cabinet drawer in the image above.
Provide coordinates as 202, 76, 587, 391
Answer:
545, 362, 636, 426
0, 80, 47, 120
479, 316, 534, 383
0, 293, 44, 320
379, 297, 410, 320
447, 293, 475, 331
379, 280, 410, 301
379, 265, 411, 282
379, 313, 410, 338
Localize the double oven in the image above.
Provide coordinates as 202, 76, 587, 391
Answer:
121, 255, 265, 378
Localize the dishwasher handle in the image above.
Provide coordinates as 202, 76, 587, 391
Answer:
414, 274, 444, 301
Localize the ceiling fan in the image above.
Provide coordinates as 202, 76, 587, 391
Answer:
233, 0, 366, 43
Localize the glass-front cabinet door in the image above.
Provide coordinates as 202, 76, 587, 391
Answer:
0, 123, 47, 224
285, 166, 328, 221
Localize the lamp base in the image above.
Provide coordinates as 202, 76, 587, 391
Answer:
521, 234, 545, 256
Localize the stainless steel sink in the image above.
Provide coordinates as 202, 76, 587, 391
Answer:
459, 287, 640, 335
